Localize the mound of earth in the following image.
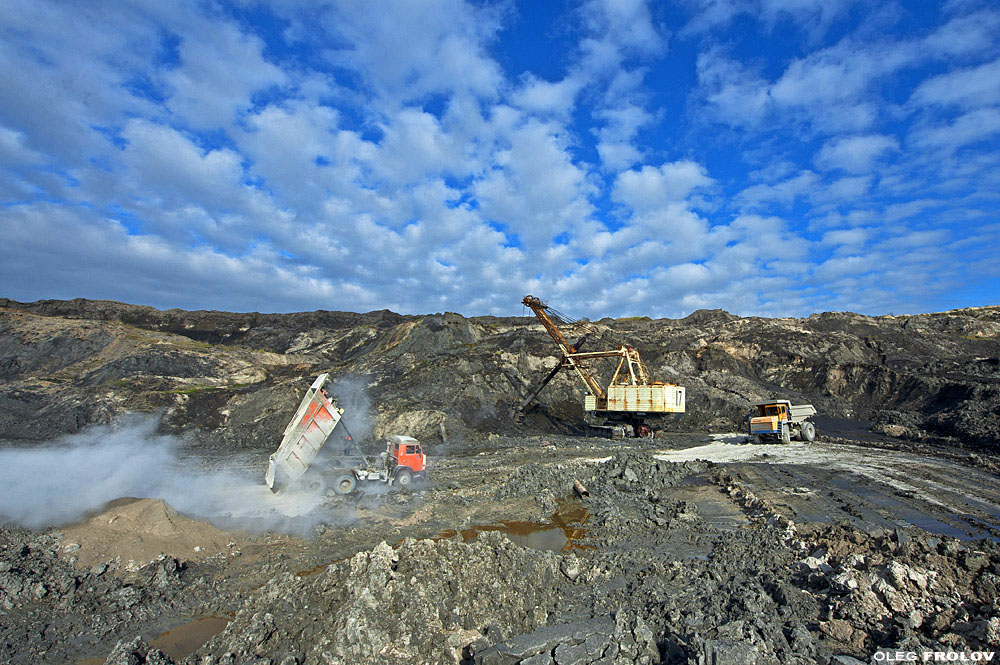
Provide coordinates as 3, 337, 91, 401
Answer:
61, 498, 237, 569
0, 523, 203, 665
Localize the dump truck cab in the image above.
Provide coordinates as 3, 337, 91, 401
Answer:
748, 399, 817, 444
346, 434, 427, 492
386, 434, 426, 475
752, 402, 788, 434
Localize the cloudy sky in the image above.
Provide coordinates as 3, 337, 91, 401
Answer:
1, 1, 998, 318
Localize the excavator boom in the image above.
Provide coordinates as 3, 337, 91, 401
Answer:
521, 296, 606, 400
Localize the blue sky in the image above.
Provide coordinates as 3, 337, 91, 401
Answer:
1, 0, 998, 318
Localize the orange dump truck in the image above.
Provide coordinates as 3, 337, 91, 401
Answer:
266, 373, 425, 494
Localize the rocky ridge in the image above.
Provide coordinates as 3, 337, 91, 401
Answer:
7, 299, 1000, 448
0, 298, 998, 449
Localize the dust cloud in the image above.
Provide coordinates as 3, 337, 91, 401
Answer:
328, 374, 375, 453
0, 415, 349, 534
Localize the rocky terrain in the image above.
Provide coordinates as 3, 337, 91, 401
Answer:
2, 440, 999, 665
1, 297, 998, 449
0, 298, 998, 664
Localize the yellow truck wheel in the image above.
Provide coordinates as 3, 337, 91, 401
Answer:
801, 421, 816, 442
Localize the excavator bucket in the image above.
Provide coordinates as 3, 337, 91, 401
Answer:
266, 373, 344, 491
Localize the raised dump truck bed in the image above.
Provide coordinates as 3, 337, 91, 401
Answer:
266, 373, 343, 491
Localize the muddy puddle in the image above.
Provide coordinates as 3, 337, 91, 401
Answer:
292, 501, 590, 579
76, 615, 230, 665
151, 615, 231, 659
438, 500, 591, 552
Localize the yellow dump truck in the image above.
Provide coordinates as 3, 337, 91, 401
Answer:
748, 400, 817, 443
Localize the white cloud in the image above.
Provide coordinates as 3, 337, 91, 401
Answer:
0, 203, 373, 312
747, 160, 799, 183
696, 49, 772, 127
697, 12, 1000, 135
735, 170, 820, 210
317, 0, 505, 104
767, 40, 904, 127
883, 199, 945, 222
910, 108, 1000, 152
562, 1, 666, 173
374, 108, 466, 185
0, 2, 161, 161
0, 0, 997, 320
613, 161, 714, 212
823, 175, 872, 200
910, 58, 1000, 109
921, 10, 1000, 58
114, 119, 285, 254
239, 102, 367, 213
165, 22, 286, 129
821, 227, 870, 248
814, 254, 878, 281
122, 120, 244, 201
582, 0, 664, 57
594, 103, 655, 171
511, 74, 583, 116
0, 126, 44, 167
682, 0, 860, 38
472, 119, 596, 247
815, 134, 898, 173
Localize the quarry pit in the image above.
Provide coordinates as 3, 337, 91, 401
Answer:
1, 299, 998, 664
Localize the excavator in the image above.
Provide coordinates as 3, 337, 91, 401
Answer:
517, 295, 685, 438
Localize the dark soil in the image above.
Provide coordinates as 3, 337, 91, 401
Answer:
2, 436, 999, 664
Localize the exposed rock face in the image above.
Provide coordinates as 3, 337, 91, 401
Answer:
0, 298, 997, 449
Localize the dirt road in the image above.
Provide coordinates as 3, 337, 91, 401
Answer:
656, 435, 1000, 541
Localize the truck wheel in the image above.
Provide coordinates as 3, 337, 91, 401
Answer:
752, 435, 761, 444
801, 421, 816, 443
394, 468, 413, 487
780, 425, 791, 444
333, 475, 356, 495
